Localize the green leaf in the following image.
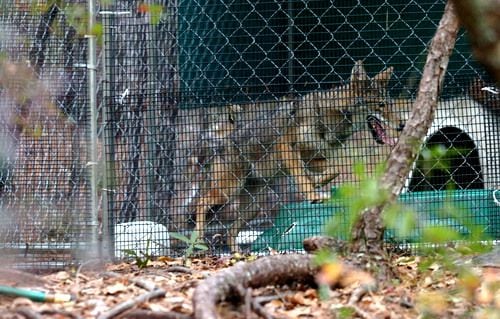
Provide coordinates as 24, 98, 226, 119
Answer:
194, 244, 208, 251
149, 4, 163, 25
122, 249, 138, 257
170, 232, 191, 243
189, 230, 200, 242
422, 227, 461, 244
383, 205, 416, 239
337, 306, 356, 318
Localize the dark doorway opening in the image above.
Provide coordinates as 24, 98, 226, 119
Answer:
408, 127, 484, 191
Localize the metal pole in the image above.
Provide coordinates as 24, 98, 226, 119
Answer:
87, 0, 99, 258
145, 8, 158, 222
100, 9, 132, 259
287, 0, 294, 92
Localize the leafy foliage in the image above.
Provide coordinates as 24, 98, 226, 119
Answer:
122, 239, 152, 269
170, 231, 208, 265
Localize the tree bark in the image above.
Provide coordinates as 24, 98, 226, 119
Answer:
193, 254, 317, 319
192, 253, 374, 319
350, 1, 461, 271
451, 0, 500, 83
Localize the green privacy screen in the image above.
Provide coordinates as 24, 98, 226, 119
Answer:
178, 0, 478, 107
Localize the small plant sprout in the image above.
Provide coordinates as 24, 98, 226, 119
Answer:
122, 238, 152, 269
170, 231, 208, 266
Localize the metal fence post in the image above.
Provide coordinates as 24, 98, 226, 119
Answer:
87, 0, 99, 259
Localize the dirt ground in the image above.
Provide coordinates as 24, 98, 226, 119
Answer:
0, 251, 498, 319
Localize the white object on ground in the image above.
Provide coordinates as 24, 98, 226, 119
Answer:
114, 221, 170, 258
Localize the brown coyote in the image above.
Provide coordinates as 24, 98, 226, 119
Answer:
195, 61, 402, 251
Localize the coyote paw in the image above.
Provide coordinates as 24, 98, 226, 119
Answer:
307, 191, 331, 203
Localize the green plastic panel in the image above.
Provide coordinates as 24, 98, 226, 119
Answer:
252, 189, 500, 252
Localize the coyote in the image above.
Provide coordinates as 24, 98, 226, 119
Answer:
195, 61, 402, 251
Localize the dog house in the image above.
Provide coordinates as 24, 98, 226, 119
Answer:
406, 98, 500, 192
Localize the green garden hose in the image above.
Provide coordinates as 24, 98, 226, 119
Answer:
0, 285, 73, 303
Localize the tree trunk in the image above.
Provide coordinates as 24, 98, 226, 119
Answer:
350, 1, 461, 272
451, 0, 500, 83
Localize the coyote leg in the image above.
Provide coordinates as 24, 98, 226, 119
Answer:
277, 141, 330, 202
225, 199, 244, 253
194, 159, 245, 248
194, 195, 211, 241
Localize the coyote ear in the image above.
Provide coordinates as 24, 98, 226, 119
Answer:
350, 60, 369, 83
372, 66, 394, 87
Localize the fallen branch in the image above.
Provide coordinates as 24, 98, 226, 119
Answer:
252, 295, 284, 319
192, 254, 315, 319
103, 271, 157, 292
192, 254, 374, 319
166, 266, 194, 274
15, 307, 41, 319
97, 288, 166, 319
40, 309, 82, 319
121, 309, 192, 319
0, 268, 46, 287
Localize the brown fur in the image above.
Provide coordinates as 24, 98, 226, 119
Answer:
195, 61, 401, 251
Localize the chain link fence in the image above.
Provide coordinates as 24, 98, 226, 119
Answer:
1, 0, 499, 268
103, 0, 499, 256
0, 0, 91, 269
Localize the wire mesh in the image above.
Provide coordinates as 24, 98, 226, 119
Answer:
101, 0, 499, 257
0, 1, 91, 269
2, 0, 499, 268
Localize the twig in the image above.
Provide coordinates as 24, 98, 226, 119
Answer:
40, 309, 82, 319
121, 309, 192, 319
254, 295, 284, 304
244, 288, 252, 319
166, 266, 194, 274
252, 295, 278, 319
174, 280, 197, 291
384, 295, 414, 309
399, 297, 414, 309
103, 271, 157, 292
15, 307, 41, 319
347, 286, 370, 305
74, 259, 105, 298
97, 288, 166, 319
350, 304, 374, 319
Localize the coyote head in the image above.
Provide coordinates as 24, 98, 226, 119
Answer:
312, 60, 406, 148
